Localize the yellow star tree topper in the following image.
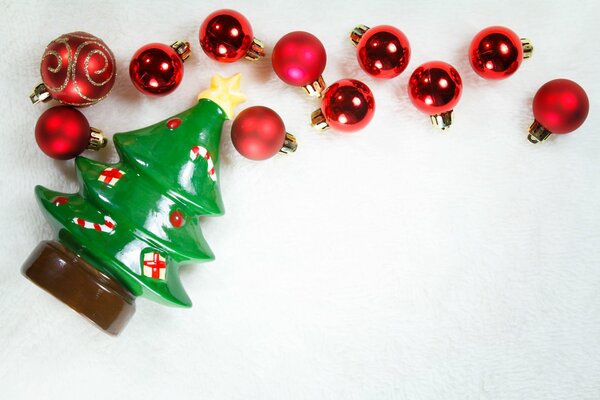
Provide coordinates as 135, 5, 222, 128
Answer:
198, 73, 246, 119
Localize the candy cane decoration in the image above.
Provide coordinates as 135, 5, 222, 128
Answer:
72, 216, 116, 233
190, 145, 217, 182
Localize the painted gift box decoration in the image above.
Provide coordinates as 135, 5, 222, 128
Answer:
22, 74, 245, 335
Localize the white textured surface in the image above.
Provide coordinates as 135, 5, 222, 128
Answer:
1, 0, 599, 398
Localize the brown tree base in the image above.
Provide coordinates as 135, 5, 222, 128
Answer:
22, 240, 136, 335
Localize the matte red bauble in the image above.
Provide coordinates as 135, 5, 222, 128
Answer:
408, 61, 462, 130
527, 79, 589, 143
199, 9, 264, 62
231, 106, 297, 160
311, 79, 375, 133
351, 24, 411, 79
35, 106, 106, 160
272, 31, 327, 97
469, 26, 533, 80
30, 32, 116, 106
129, 41, 190, 96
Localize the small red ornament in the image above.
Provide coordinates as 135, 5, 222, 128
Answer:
311, 79, 375, 133
272, 31, 327, 97
30, 31, 116, 106
469, 26, 533, 80
35, 106, 106, 160
350, 24, 411, 79
527, 79, 589, 143
199, 9, 265, 62
231, 106, 297, 160
129, 41, 191, 96
407, 61, 462, 130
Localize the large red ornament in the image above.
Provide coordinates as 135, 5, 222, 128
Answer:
231, 106, 297, 160
311, 79, 375, 133
30, 31, 116, 106
129, 41, 190, 96
408, 61, 462, 130
272, 31, 327, 97
527, 79, 589, 143
35, 106, 106, 160
469, 26, 533, 80
199, 9, 264, 62
351, 24, 411, 79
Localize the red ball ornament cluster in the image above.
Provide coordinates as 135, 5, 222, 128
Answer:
408, 61, 463, 130
199, 9, 264, 62
231, 106, 297, 160
35, 106, 106, 160
272, 31, 328, 97
469, 26, 533, 80
311, 79, 376, 133
30, 31, 116, 106
528, 79, 590, 143
351, 24, 411, 79
129, 41, 191, 96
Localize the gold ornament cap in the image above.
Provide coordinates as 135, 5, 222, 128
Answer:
311, 108, 329, 131
350, 24, 370, 47
521, 38, 534, 59
280, 133, 298, 154
245, 38, 265, 61
303, 75, 327, 98
86, 128, 107, 151
30, 83, 52, 104
430, 110, 454, 131
171, 41, 192, 62
527, 120, 552, 143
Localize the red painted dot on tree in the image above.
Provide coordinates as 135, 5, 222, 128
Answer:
52, 196, 69, 206
169, 210, 185, 228
166, 118, 182, 130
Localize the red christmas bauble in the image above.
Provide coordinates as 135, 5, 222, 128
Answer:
272, 31, 327, 86
408, 61, 462, 115
231, 106, 287, 160
38, 31, 116, 106
199, 9, 254, 63
356, 25, 411, 79
129, 43, 185, 96
320, 79, 375, 132
532, 79, 589, 134
469, 26, 523, 80
35, 106, 92, 160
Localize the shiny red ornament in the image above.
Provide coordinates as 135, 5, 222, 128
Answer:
129, 42, 190, 96
469, 26, 532, 80
30, 31, 116, 106
407, 61, 462, 129
272, 31, 327, 96
311, 79, 375, 133
231, 106, 297, 160
351, 24, 411, 79
528, 79, 589, 143
169, 210, 185, 228
35, 106, 105, 160
199, 9, 264, 62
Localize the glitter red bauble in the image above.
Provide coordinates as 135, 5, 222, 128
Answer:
532, 79, 589, 134
356, 25, 411, 79
321, 79, 375, 132
272, 31, 327, 86
129, 43, 185, 96
231, 106, 287, 160
469, 26, 523, 80
408, 61, 462, 115
199, 9, 254, 63
38, 31, 116, 106
35, 106, 92, 160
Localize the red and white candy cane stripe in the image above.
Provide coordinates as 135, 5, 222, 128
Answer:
190, 145, 217, 182
72, 216, 116, 233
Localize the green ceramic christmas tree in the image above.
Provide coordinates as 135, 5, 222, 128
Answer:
22, 74, 245, 335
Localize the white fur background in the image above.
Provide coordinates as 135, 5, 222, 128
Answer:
1, 0, 599, 398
